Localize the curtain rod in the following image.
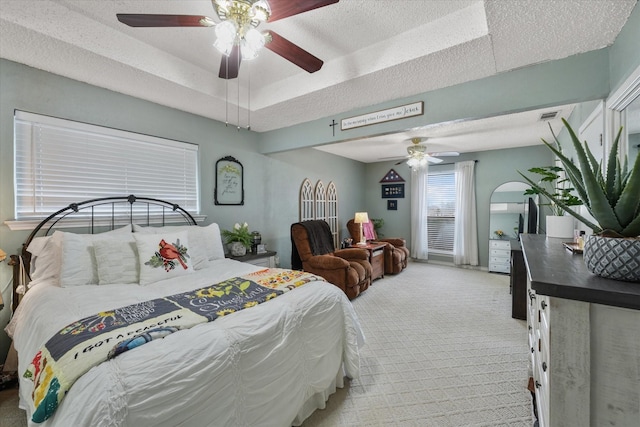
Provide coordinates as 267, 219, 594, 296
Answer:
432, 159, 478, 166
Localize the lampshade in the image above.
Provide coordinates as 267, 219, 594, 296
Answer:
354, 212, 369, 224
214, 20, 237, 55
241, 28, 266, 60
0, 248, 6, 262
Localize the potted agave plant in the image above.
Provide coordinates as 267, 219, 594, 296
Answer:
520, 119, 640, 282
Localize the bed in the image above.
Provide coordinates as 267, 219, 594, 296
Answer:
6, 195, 364, 427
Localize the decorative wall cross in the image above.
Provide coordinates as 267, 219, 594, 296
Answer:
329, 119, 338, 136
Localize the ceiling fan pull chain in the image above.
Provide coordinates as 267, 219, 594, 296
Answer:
247, 62, 251, 131
237, 49, 241, 131
225, 59, 229, 127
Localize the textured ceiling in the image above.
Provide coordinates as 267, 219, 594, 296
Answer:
0, 0, 636, 161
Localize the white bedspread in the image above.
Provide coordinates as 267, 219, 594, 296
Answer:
6, 259, 364, 427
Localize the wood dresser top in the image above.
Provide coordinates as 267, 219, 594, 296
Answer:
520, 234, 640, 310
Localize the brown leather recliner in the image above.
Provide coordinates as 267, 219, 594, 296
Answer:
291, 220, 371, 300
347, 219, 409, 274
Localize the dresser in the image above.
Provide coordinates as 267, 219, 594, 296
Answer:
521, 235, 640, 427
488, 239, 511, 273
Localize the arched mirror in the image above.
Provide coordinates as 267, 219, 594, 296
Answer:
488, 181, 532, 274
489, 182, 531, 241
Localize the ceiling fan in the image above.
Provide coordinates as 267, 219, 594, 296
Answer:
397, 137, 459, 167
116, 0, 339, 79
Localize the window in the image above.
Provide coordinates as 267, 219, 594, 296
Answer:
13, 111, 199, 223
427, 171, 456, 254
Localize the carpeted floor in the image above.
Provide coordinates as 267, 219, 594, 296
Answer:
0, 262, 532, 427
301, 262, 532, 426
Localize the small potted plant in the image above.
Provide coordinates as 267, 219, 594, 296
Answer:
222, 222, 252, 256
494, 229, 505, 239
520, 119, 640, 281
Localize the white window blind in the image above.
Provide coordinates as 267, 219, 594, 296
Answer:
427, 172, 456, 253
14, 111, 199, 220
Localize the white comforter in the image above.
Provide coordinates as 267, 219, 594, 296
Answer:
6, 259, 364, 427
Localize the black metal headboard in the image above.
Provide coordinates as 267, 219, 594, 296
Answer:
9, 195, 197, 310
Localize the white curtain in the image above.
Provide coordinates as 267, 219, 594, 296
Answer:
410, 164, 429, 260
453, 161, 478, 266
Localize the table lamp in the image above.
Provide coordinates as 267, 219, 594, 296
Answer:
354, 212, 369, 245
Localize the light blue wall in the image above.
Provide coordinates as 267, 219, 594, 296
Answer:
609, 2, 640, 95
363, 145, 554, 267
258, 49, 611, 154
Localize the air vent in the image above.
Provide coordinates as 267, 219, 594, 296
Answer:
539, 111, 558, 121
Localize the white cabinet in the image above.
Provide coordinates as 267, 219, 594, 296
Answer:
522, 235, 640, 427
488, 239, 511, 273
527, 287, 591, 427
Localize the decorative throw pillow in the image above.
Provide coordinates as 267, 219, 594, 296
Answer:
93, 238, 139, 285
58, 225, 133, 287
134, 231, 193, 285
133, 223, 225, 265
59, 231, 100, 286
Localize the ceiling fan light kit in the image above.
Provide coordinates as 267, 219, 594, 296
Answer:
212, 0, 270, 59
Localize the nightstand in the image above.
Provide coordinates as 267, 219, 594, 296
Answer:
227, 250, 277, 268
351, 243, 385, 281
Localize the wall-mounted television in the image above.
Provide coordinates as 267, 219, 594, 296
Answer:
527, 197, 538, 234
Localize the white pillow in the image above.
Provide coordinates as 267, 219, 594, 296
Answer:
93, 238, 139, 285
201, 223, 226, 261
59, 231, 99, 286
27, 233, 63, 287
134, 231, 194, 285
57, 225, 133, 287
133, 223, 225, 265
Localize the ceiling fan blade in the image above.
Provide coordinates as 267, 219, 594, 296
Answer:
427, 156, 444, 164
219, 45, 241, 79
117, 14, 215, 27
264, 31, 323, 73
267, 0, 339, 22
429, 151, 460, 157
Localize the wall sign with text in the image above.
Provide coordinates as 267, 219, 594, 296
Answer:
341, 101, 424, 130
215, 156, 244, 205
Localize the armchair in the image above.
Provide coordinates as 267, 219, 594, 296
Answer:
347, 219, 409, 274
291, 220, 371, 300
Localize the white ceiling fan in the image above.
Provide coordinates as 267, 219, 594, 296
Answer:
385, 137, 459, 167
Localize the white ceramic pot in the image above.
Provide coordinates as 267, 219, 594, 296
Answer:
546, 215, 575, 239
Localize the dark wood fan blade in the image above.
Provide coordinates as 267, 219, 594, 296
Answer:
219, 45, 241, 79
267, 0, 339, 22
116, 14, 215, 27
264, 31, 323, 73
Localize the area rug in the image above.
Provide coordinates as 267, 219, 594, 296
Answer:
302, 262, 532, 426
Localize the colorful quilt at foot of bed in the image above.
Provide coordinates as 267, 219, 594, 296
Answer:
24, 268, 325, 423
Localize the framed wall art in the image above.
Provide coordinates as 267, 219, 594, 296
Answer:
215, 156, 244, 205
387, 200, 398, 210
381, 183, 404, 199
